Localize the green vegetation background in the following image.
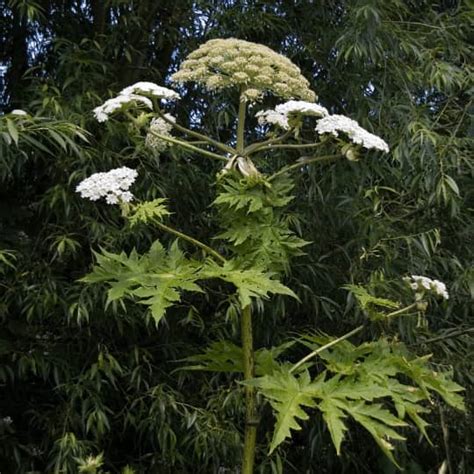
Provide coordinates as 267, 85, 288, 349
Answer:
0, 1, 472, 472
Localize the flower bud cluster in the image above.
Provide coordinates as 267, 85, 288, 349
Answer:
404, 275, 449, 300
93, 82, 180, 122
171, 38, 316, 102
145, 114, 176, 153
76, 167, 138, 205
256, 100, 328, 130
315, 114, 389, 152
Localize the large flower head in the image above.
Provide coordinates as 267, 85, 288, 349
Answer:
120, 82, 180, 100
171, 38, 316, 102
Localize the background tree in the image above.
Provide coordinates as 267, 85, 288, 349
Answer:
0, 1, 472, 472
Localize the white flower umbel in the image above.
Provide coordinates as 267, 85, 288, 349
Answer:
172, 38, 316, 102
256, 100, 328, 130
93, 94, 152, 122
76, 167, 138, 205
145, 114, 176, 153
275, 100, 328, 118
404, 275, 449, 300
120, 82, 181, 100
10, 109, 28, 116
256, 109, 289, 129
316, 114, 389, 152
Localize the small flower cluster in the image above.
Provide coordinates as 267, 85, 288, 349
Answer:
93, 94, 152, 122
10, 109, 28, 116
76, 167, 138, 205
121, 81, 181, 100
145, 114, 176, 153
171, 38, 316, 102
93, 82, 180, 122
256, 100, 328, 130
316, 114, 389, 152
256, 109, 290, 129
404, 275, 449, 300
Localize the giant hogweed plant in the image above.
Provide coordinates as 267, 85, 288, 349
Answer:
76, 39, 463, 472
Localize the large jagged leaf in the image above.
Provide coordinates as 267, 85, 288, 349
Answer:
318, 397, 348, 454
348, 402, 407, 465
246, 369, 325, 453
252, 337, 464, 463
180, 340, 294, 375
213, 175, 308, 272
344, 285, 400, 320
201, 260, 298, 308
81, 240, 203, 324
213, 176, 294, 215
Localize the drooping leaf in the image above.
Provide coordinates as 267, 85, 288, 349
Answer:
201, 260, 298, 308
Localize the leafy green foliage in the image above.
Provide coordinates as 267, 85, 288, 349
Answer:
250, 338, 464, 464
344, 284, 400, 320
1, 0, 472, 472
82, 240, 203, 324
201, 260, 298, 308
127, 199, 171, 227
214, 175, 310, 272
181, 340, 294, 376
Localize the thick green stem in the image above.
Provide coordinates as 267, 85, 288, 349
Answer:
290, 325, 364, 374
244, 129, 293, 155
149, 131, 227, 162
236, 97, 247, 154
236, 94, 257, 474
154, 220, 226, 264
241, 305, 257, 474
385, 301, 418, 318
156, 109, 236, 155
268, 154, 342, 181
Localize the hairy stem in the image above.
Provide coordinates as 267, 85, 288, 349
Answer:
290, 325, 364, 374
241, 305, 257, 474
236, 94, 257, 474
252, 141, 324, 153
154, 221, 226, 264
149, 131, 227, 161
156, 109, 236, 155
385, 301, 419, 318
237, 97, 247, 154
268, 154, 342, 181
244, 129, 293, 155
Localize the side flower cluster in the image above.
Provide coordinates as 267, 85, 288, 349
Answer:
93, 82, 180, 122
404, 275, 449, 300
93, 94, 152, 122
316, 114, 389, 153
256, 101, 388, 153
145, 114, 176, 153
256, 100, 328, 130
76, 167, 138, 205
